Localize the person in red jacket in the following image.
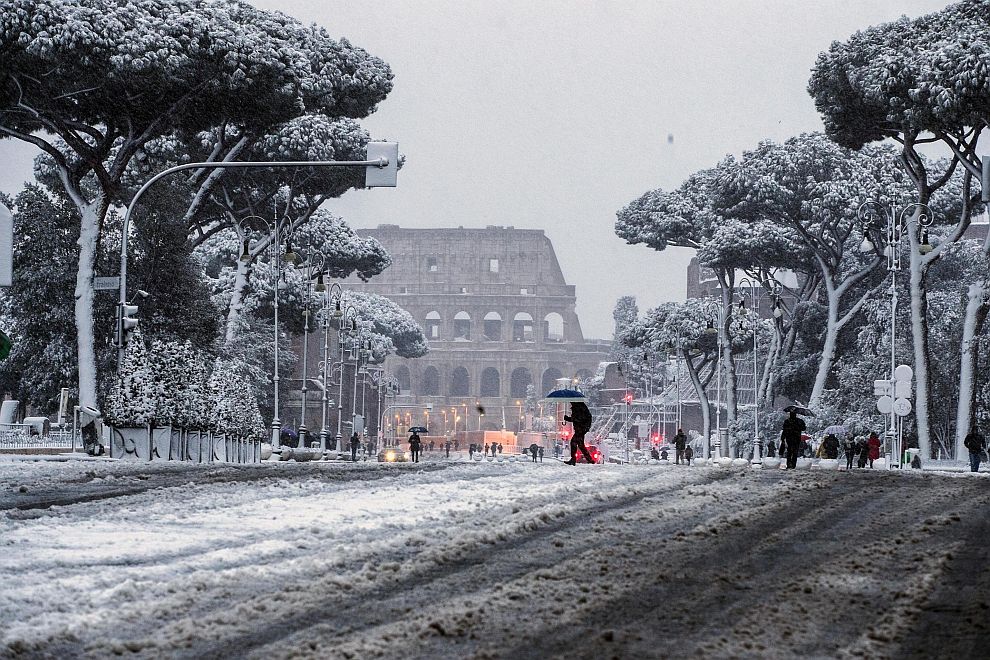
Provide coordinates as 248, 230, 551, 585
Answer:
867, 432, 882, 468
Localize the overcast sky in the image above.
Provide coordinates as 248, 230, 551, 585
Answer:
0, 0, 948, 338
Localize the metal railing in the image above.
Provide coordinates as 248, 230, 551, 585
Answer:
0, 424, 75, 450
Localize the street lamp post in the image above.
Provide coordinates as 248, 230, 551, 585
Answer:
736, 277, 761, 464
296, 252, 325, 448
336, 306, 358, 451
858, 201, 935, 468
320, 283, 344, 452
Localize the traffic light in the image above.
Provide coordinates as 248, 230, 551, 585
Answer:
116, 303, 139, 347
624, 392, 633, 404
0, 328, 11, 360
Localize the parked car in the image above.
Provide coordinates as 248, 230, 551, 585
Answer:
378, 446, 410, 463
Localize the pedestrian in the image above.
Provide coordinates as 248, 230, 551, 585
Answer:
660, 447, 668, 461
842, 436, 859, 470
538, 446, 544, 462
429, 439, 435, 452
469, 443, 475, 459
498, 443, 503, 455
766, 440, 776, 458
409, 431, 422, 463
964, 427, 987, 473
821, 433, 840, 460
781, 410, 806, 469
650, 446, 660, 460
683, 445, 693, 465
484, 443, 489, 457
673, 428, 687, 465
563, 401, 595, 465
445, 439, 451, 458
350, 431, 361, 462
866, 432, 881, 468
530, 443, 539, 462
844, 436, 859, 470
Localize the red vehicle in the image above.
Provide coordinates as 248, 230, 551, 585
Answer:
575, 444, 602, 464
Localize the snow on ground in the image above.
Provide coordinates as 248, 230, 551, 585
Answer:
1, 456, 988, 659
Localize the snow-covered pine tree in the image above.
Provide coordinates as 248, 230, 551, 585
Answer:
104, 329, 153, 428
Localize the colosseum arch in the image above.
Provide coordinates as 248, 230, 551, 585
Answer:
395, 366, 411, 395
425, 311, 441, 340
454, 311, 471, 341
543, 312, 564, 342
483, 311, 502, 341
450, 366, 470, 396
421, 366, 440, 396
512, 312, 534, 342
510, 367, 532, 398
542, 367, 563, 394
480, 367, 501, 397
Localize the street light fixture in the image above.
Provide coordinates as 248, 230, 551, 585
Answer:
858, 201, 935, 466
736, 277, 762, 464
295, 250, 325, 448
699, 297, 724, 460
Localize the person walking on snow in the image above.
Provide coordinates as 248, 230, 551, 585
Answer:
867, 432, 881, 468
409, 432, 422, 463
964, 427, 987, 473
781, 411, 806, 469
843, 436, 859, 470
684, 445, 693, 465
673, 428, 687, 465
564, 401, 595, 465
538, 446, 544, 462
350, 432, 361, 462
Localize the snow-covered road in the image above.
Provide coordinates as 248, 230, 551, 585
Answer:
1, 457, 987, 659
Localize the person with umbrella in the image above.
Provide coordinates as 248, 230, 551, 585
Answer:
781, 405, 810, 469
409, 430, 423, 463
564, 401, 595, 465
529, 443, 539, 462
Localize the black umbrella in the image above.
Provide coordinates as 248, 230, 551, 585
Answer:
408, 426, 428, 434
783, 405, 815, 417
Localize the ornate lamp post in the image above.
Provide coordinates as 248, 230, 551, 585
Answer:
319, 283, 344, 452
735, 277, 762, 463
237, 214, 296, 450
295, 252, 325, 448
858, 201, 935, 467
336, 305, 358, 450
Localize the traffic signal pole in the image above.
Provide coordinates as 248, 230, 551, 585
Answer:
116, 148, 397, 370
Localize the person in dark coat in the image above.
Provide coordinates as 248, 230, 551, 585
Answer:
538, 446, 544, 463
444, 439, 451, 458
683, 445, 693, 464
964, 427, 987, 473
483, 443, 489, 457
651, 446, 660, 460
530, 443, 539, 462
673, 428, 687, 465
781, 411, 806, 469
409, 432, 422, 463
766, 440, 776, 458
843, 436, 859, 470
563, 401, 595, 465
349, 432, 361, 462
497, 443, 503, 455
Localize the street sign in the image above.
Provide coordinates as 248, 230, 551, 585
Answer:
877, 395, 893, 415
94, 276, 120, 291
873, 380, 892, 396
894, 380, 912, 398
365, 142, 398, 187
893, 397, 913, 417
894, 364, 913, 382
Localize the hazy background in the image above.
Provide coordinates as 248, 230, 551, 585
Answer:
0, 0, 947, 338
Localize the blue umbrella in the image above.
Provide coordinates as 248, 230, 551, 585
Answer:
544, 389, 587, 403
408, 426, 428, 434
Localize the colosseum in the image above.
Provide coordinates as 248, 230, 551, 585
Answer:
293, 224, 611, 439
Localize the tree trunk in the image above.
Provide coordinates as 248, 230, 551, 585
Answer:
682, 348, 711, 459
955, 281, 988, 458
718, 280, 738, 425
809, 287, 840, 410
224, 257, 253, 344
74, 201, 101, 409
907, 248, 933, 459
